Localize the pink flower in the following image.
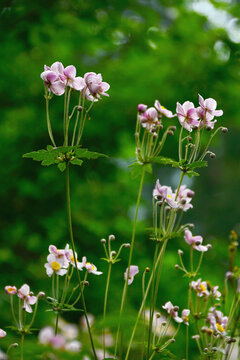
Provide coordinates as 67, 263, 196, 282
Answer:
155, 100, 175, 118
191, 279, 210, 297
80, 257, 102, 275
44, 254, 68, 277
39, 326, 55, 345
196, 106, 217, 130
184, 229, 210, 252
17, 284, 37, 313
138, 104, 148, 113
65, 245, 83, 271
174, 185, 194, 212
162, 301, 183, 323
181, 309, 190, 325
176, 101, 200, 132
0, 329, 6, 338
138, 107, 159, 132
5, 285, 17, 295
63, 66, 85, 91
153, 180, 178, 209
49, 245, 69, 267
212, 286, 221, 301
84, 72, 110, 101
207, 307, 228, 336
50, 335, 66, 349
124, 265, 139, 285
198, 94, 223, 121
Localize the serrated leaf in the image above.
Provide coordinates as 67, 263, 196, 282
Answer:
153, 156, 179, 167
75, 148, 107, 159
188, 161, 208, 169
71, 158, 83, 166
58, 162, 66, 172
186, 170, 199, 178
129, 162, 152, 179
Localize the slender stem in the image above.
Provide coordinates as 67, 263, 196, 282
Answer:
65, 162, 97, 359
64, 88, 72, 146
103, 262, 112, 357
20, 333, 24, 360
55, 312, 59, 336
45, 91, 56, 147
10, 295, 18, 327
179, 125, 184, 161
141, 270, 147, 360
27, 298, 39, 331
114, 165, 146, 356
71, 92, 82, 146
124, 241, 167, 360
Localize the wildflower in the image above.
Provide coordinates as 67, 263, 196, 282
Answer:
84, 72, 110, 101
44, 254, 68, 277
17, 284, 37, 313
162, 301, 183, 323
139, 107, 159, 131
124, 265, 139, 285
138, 104, 148, 113
49, 245, 69, 267
184, 229, 210, 252
0, 329, 6, 338
197, 106, 217, 130
212, 286, 221, 300
153, 180, 178, 209
144, 310, 175, 336
191, 279, 210, 297
60, 322, 78, 340
39, 326, 55, 345
80, 313, 95, 331
154, 100, 175, 118
65, 340, 82, 352
181, 309, 190, 325
63, 65, 85, 91
174, 185, 194, 212
207, 307, 228, 336
198, 94, 223, 122
65, 245, 83, 270
41, 62, 66, 96
176, 101, 200, 132
5, 285, 17, 295
50, 335, 66, 349
80, 257, 102, 275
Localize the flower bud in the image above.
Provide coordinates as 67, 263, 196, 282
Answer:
193, 125, 199, 130
210, 152, 216, 159
192, 335, 200, 340
101, 238, 106, 244
159, 124, 163, 130
111, 251, 116, 257
189, 223, 194, 229
109, 235, 115, 241
153, 132, 158, 138
188, 136, 192, 142
170, 338, 175, 343
138, 104, 147, 113
206, 126, 212, 131
221, 127, 228, 133
135, 132, 139, 138
84, 281, 89, 287
124, 243, 131, 248
156, 312, 161, 318
170, 126, 176, 131
173, 306, 179, 311
12, 343, 18, 347
187, 190, 194, 198
145, 267, 150, 272
136, 147, 141, 153
225, 271, 233, 279
165, 206, 171, 212
167, 130, 174, 136
38, 291, 45, 298
212, 347, 217, 352
175, 264, 179, 269
161, 321, 167, 326
178, 249, 183, 255
207, 244, 212, 250
78, 106, 83, 112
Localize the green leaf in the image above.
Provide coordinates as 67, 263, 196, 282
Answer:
186, 170, 200, 178
70, 158, 83, 166
129, 162, 152, 178
57, 162, 66, 172
188, 161, 208, 169
153, 156, 179, 167
75, 148, 107, 159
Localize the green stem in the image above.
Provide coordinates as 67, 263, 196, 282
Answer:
10, 295, 18, 327
179, 125, 184, 161
64, 88, 72, 146
66, 162, 97, 360
20, 333, 24, 360
45, 91, 56, 147
55, 312, 59, 336
71, 92, 82, 146
114, 165, 146, 356
103, 262, 112, 358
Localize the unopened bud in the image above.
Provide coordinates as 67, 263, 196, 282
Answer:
192, 125, 199, 130
221, 127, 228, 133
173, 306, 179, 311
137, 147, 141, 153
207, 244, 212, 250
156, 312, 161, 318
153, 132, 158, 138
206, 126, 212, 131
161, 321, 167, 326
84, 281, 89, 287
212, 347, 217, 352
124, 243, 131, 248
101, 238, 106, 244
109, 234, 115, 241
12, 343, 18, 347
192, 335, 200, 340
175, 264, 179, 269
188, 136, 192, 142
225, 271, 233, 279
167, 130, 174, 136
165, 206, 171, 212
78, 106, 83, 112
111, 251, 116, 257
204, 348, 208, 352
227, 338, 236, 344
170, 126, 176, 131
170, 338, 175, 343
181, 199, 186, 205
145, 267, 150, 272
195, 241, 201, 246
38, 291, 45, 298
189, 223, 194, 229
187, 190, 194, 198
159, 124, 163, 130
178, 249, 183, 255
210, 152, 216, 159
138, 104, 147, 113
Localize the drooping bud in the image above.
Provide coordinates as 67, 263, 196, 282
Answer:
221, 127, 228, 133
101, 238, 106, 244
78, 106, 83, 112
175, 264, 179, 269
38, 291, 45, 298
138, 104, 147, 113
156, 312, 161, 318
145, 267, 150, 272
210, 152, 216, 159
84, 281, 89, 287
170, 126, 176, 131
109, 235, 115, 241
178, 249, 183, 255
111, 251, 116, 257
187, 190, 195, 198
124, 243, 131, 248
167, 130, 174, 136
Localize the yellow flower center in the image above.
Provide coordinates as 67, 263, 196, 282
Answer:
86, 262, 96, 271
167, 194, 172, 199
71, 255, 78, 263
216, 323, 225, 332
200, 284, 206, 292
161, 105, 166, 109
51, 261, 61, 271
8, 287, 15, 293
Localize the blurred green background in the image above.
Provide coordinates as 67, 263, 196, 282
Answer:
0, 0, 240, 358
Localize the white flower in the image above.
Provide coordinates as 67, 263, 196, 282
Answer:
191, 279, 210, 297
38, 326, 55, 344
44, 254, 68, 277
65, 340, 82, 352
65, 245, 84, 270
17, 284, 37, 313
0, 329, 6, 338
80, 257, 103, 275
124, 265, 139, 285
162, 301, 183, 323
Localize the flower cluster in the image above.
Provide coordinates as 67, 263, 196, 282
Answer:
5, 284, 39, 313
44, 244, 102, 277
205, 307, 228, 336
184, 229, 211, 252
153, 180, 194, 211
177, 94, 223, 132
162, 301, 190, 325
191, 279, 221, 300
41, 61, 110, 100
